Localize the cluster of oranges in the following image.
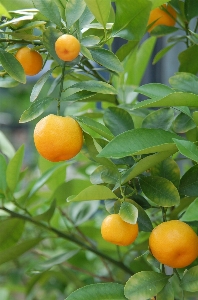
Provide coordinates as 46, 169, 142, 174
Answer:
101, 214, 198, 269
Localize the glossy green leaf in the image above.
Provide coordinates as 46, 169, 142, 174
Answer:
0, 238, 41, 266
43, 27, 63, 65
0, 154, 7, 193
139, 176, 180, 207
124, 271, 169, 300
103, 107, 134, 136
133, 92, 198, 110
153, 43, 176, 64
181, 266, 198, 292
90, 48, 123, 74
0, 218, 24, 251
0, 131, 15, 159
173, 139, 198, 163
80, 44, 93, 60
67, 185, 118, 202
116, 41, 138, 61
193, 111, 198, 126
66, 0, 86, 28
119, 202, 138, 224
169, 72, 198, 95
179, 45, 198, 74
0, 3, 11, 18
135, 83, 173, 98
98, 128, 182, 159
0, 49, 26, 84
0, 76, 19, 88
184, 0, 198, 21
67, 80, 117, 95
142, 108, 175, 130
81, 35, 100, 47
150, 0, 170, 9
150, 157, 180, 188
179, 165, 198, 196
33, 199, 56, 222
76, 116, 114, 140
63, 90, 95, 102
29, 163, 67, 198
173, 112, 196, 133
66, 283, 126, 300
32, 0, 62, 26
68, 200, 99, 226
157, 282, 174, 300
112, 0, 151, 41
6, 145, 24, 191
180, 198, 198, 222
30, 69, 53, 102
121, 150, 176, 185
19, 96, 54, 123
84, 0, 111, 28
79, 5, 95, 29
150, 25, 178, 36
32, 249, 79, 273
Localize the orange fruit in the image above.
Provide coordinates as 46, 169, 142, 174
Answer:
101, 214, 139, 246
147, 4, 177, 32
55, 34, 80, 61
149, 220, 198, 268
34, 114, 83, 162
15, 47, 43, 76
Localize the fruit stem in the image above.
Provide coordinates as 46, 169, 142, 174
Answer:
57, 63, 66, 115
161, 207, 167, 222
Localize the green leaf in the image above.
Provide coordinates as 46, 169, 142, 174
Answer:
112, 0, 151, 41
6, 145, 24, 191
169, 72, 198, 95
142, 108, 175, 130
34, 199, 56, 222
0, 131, 15, 159
119, 202, 138, 224
150, 0, 170, 9
103, 107, 134, 136
0, 3, 11, 18
116, 40, 139, 61
179, 165, 198, 197
0, 49, 26, 84
66, 283, 126, 300
135, 83, 173, 98
139, 176, 180, 207
66, 0, 86, 28
67, 185, 118, 202
0, 154, 7, 193
80, 44, 93, 60
193, 111, 198, 126
173, 139, 198, 163
19, 96, 54, 123
0, 238, 41, 266
30, 69, 53, 102
179, 45, 198, 74
76, 116, 114, 141
124, 271, 169, 300
0, 76, 19, 88
180, 198, 198, 222
121, 150, 176, 185
90, 48, 124, 74
98, 128, 182, 159
181, 266, 198, 292
150, 25, 178, 36
84, 0, 111, 28
79, 5, 95, 29
68, 201, 100, 226
29, 163, 67, 198
153, 43, 176, 64
67, 80, 117, 95
150, 157, 180, 188
127, 199, 153, 232
133, 92, 198, 110
184, 0, 198, 21
43, 27, 63, 65
0, 218, 24, 251
173, 112, 196, 133
32, 249, 79, 273
157, 282, 174, 300
32, 0, 62, 27
81, 35, 100, 47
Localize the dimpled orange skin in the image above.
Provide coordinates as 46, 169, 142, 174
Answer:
101, 214, 139, 246
34, 114, 83, 162
15, 47, 43, 76
55, 34, 81, 61
148, 4, 177, 32
149, 220, 198, 268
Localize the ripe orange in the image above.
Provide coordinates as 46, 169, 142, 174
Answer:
55, 34, 81, 61
147, 4, 177, 32
15, 47, 43, 76
149, 220, 198, 268
101, 214, 139, 246
34, 114, 83, 162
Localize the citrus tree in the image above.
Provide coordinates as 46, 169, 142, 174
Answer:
1, 0, 198, 299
